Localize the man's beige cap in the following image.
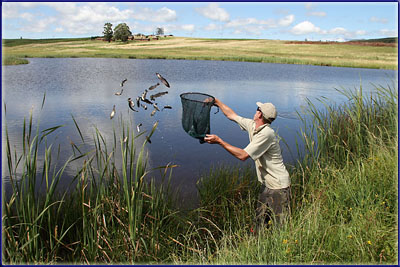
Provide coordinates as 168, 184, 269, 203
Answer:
256, 102, 277, 120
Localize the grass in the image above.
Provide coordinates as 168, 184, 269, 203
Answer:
2, 37, 397, 69
2, 56, 29, 65
2, 83, 398, 264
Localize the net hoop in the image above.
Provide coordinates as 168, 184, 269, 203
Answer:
180, 92, 215, 104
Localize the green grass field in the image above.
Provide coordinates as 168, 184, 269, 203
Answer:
2, 37, 398, 69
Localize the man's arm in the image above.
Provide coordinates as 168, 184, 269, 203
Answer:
204, 134, 249, 161
214, 98, 237, 121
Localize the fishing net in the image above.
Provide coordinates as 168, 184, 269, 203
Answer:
180, 92, 218, 144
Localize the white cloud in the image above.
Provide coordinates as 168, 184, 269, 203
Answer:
329, 27, 347, 35
290, 21, 324, 35
305, 3, 315, 10
163, 24, 195, 34
379, 29, 398, 36
21, 17, 57, 33
369, 16, 388, 24
307, 11, 326, 17
204, 23, 223, 31
132, 7, 177, 23
278, 15, 295, 27
195, 3, 230, 22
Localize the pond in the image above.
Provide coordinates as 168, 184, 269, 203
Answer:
2, 58, 396, 206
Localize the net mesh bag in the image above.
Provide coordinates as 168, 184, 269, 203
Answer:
180, 92, 217, 144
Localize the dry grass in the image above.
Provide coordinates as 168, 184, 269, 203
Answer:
3, 37, 397, 69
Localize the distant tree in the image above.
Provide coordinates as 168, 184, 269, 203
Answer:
114, 23, 132, 42
103, 22, 113, 42
156, 27, 164, 36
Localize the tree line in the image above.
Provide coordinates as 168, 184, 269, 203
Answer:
103, 22, 165, 42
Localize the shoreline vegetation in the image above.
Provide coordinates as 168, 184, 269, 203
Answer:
3, 83, 397, 264
2, 36, 398, 69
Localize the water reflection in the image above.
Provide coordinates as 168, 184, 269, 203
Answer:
2, 58, 396, 205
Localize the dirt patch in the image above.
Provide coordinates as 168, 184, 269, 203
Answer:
285, 41, 397, 47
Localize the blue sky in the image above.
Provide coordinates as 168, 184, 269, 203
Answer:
2, 2, 398, 41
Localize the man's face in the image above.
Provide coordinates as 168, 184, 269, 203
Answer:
254, 107, 262, 121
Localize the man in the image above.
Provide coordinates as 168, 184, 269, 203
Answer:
204, 98, 291, 230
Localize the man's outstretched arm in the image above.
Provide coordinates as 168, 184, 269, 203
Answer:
214, 98, 238, 121
204, 134, 249, 161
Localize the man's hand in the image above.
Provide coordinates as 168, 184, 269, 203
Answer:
204, 134, 221, 144
204, 134, 249, 161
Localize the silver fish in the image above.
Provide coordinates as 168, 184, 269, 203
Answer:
148, 82, 160, 90
128, 98, 138, 112
136, 123, 142, 132
156, 73, 170, 88
110, 105, 116, 119
153, 103, 160, 111
115, 88, 123, 96
162, 105, 172, 110
136, 97, 141, 108
150, 109, 157, 117
142, 98, 153, 105
123, 136, 128, 143
140, 89, 148, 101
150, 91, 168, 101
120, 78, 127, 87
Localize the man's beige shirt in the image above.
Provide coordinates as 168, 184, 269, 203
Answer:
234, 115, 290, 189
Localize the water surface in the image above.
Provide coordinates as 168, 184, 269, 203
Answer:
2, 58, 396, 206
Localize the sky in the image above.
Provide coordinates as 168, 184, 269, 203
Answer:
2, 1, 398, 41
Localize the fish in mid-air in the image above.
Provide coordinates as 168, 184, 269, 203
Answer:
110, 105, 116, 119
115, 88, 123, 96
150, 91, 168, 101
148, 83, 160, 90
150, 109, 157, 117
136, 123, 142, 132
128, 98, 138, 112
120, 78, 127, 87
156, 73, 170, 88
162, 105, 172, 111
136, 97, 141, 108
152, 103, 160, 111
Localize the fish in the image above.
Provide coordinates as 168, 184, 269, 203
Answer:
136, 123, 142, 132
142, 98, 153, 105
136, 97, 141, 108
152, 103, 160, 111
148, 83, 160, 90
141, 104, 147, 110
156, 73, 170, 88
123, 136, 128, 143
115, 88, 123, 96
110, 105, 116, 119
120, 78, 127, 87
150, 109, 157, 117
150, 91, 168, 101
140, 90, 148, 101
128, 98, 138, 112
162, 105, 172, 110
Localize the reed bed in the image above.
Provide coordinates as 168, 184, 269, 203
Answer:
3, 102, 183, 264
170, 83, 398, 264
3, 83, 398, 264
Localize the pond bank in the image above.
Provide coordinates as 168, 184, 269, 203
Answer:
2, 37, 397, 69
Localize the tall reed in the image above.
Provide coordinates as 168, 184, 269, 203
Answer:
3, 100, 182, 264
